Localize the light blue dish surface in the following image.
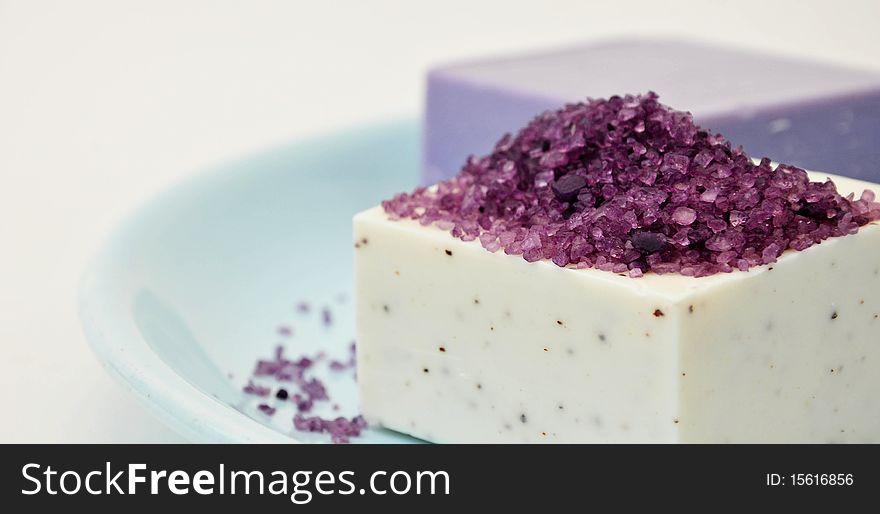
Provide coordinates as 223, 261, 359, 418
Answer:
79, 120, 424, 443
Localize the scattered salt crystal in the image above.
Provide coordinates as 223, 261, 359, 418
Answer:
243, 380, 271, 397
700, 188, 719, 203
292, 414, 367, 444
762, 243, 781, 264
672, 207, 697, 225
551, 174, 587, 202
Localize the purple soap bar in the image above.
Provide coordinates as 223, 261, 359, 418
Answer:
424, 39, 880, 185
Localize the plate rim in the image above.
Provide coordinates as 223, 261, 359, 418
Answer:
77, 119, 414, 443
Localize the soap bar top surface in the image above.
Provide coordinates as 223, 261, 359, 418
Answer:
434, 39, 880, 117
391, 93, 880, 277
364, 172, 879, 300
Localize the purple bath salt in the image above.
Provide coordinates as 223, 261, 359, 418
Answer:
329, 360, 348, 371
243, 380, 271, 397
245, 338, 366, 443
383, 93, 880, 277
425, 39, 880, 186
253, 346, 313, 383
257, 404, 277, 416
293, 414, 368, 444
291, 393, 314, 412
301, 378, 329, 401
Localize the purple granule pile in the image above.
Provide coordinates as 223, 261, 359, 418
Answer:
383, 92, 880, 277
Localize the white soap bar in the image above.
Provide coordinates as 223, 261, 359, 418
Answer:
354, 172, 880, 443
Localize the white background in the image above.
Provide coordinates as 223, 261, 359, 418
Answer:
1, 0, 879, 442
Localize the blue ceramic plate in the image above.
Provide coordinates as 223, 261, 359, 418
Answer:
79, 121, 424, 443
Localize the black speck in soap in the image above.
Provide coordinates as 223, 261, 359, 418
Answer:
557, 404, 564, 410
476, 383, 483, 390
653, 309, 664, 317
423, 368, 429, 373
831, 311, 839, 320
445, 249, 453, 256
520, 413, 527, 424
556, 320, 564, 326
598, 333, 606, 343
688, 305, 694, 314
438, 346, 446, 352
473, 298, 480, 305
382, 304, 390, 313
